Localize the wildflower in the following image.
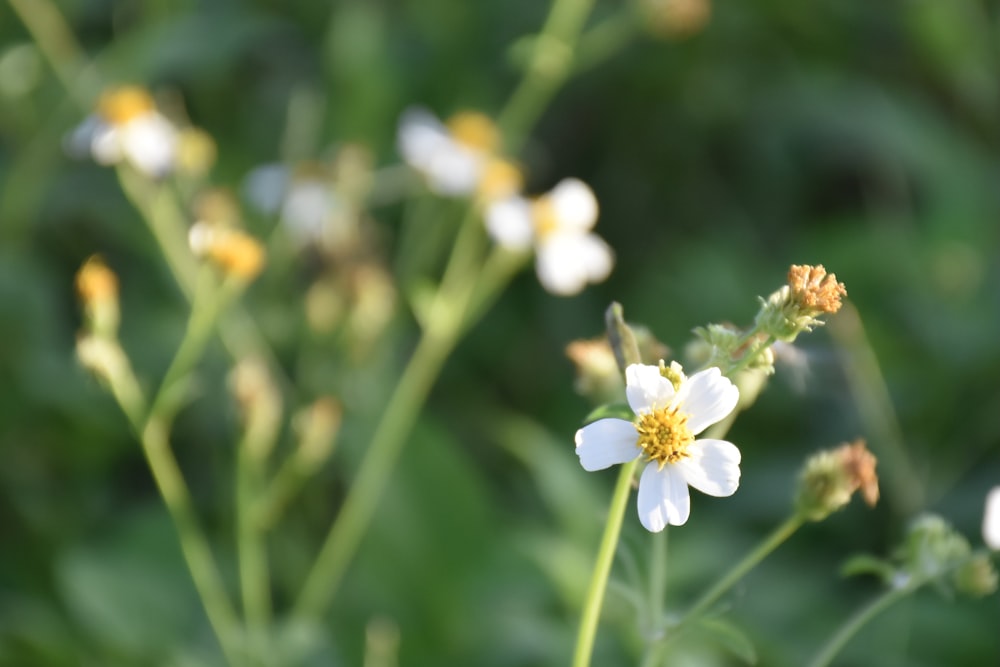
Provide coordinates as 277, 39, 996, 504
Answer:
795, 439, 878, 521
67, 85, 178, 177
575, 362, 740, 531
397, 107, 522, 200
189, 222, 266, 280
486, 178, 613, 296
755, 264, 847, 342
983, 486, 1000, 550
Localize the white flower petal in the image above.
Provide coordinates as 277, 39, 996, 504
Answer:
676, 439, 741, 497
675, 367, 739, 435
625, 363, 676, 415
282, 181, 336, 245
119, 114, 177, 177
576, 233, 613, 283
549, 178, 598, 232
90, 125, 123, 165
423, 145, 482, 196
574, 418, 641, 471
397, 107, 450, 170
638, 462, 690, 531
535, 231, 612, 296
984, 486, 1000, 550
243, 163, 290, 214
485, 197, 534, 250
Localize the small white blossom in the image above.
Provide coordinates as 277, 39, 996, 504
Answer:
486, 178, 613, 296
397, 107, 520, 200
66, 86, 178, 178
983, 486, 1000, 550
575, 363, 741, 531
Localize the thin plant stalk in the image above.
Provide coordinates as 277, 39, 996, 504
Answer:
806, 580, 918, 667
571, 459, 641, 667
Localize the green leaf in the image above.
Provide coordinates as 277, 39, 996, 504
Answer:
696, 616, 758, 665
840, 554, 896, 582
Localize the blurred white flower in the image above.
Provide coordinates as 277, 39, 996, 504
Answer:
983, 486, 1000, 550
66, 86, 178, 178
243, 162, 350, 248
397, 107, 521, 200
485, 178, 613, 296
575, 363, 741, 531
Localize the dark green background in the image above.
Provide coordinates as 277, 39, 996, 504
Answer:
1, 0, 998, 665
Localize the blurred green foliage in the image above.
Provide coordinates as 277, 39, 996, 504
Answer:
1, 0, 999, 665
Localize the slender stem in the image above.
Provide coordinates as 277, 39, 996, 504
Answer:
237, 445, 271, 662
685, 514, 804, 622
254, 455, 312, 531
572, 458, 640, 667
6, 0, 101, 107
648, 528, 668, 637
142, 417, 243, 664
292, 323, 457, 619
806, 581, 918, 667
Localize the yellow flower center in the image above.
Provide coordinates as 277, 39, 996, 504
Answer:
98, 86, 156, 125
477, 158, 522, 201
446, 112, 500, 153
635, 406, 694, 468
531, 196, 560, 238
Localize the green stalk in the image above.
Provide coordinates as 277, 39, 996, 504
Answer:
236, 445, 272, 662
806, 580, 918, 667
572, 459, 641, 667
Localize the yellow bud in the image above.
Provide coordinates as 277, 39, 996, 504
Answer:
75, 255, 120, 337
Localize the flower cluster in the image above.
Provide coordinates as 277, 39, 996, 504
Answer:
575, 362, 741, 531
398, 108, 613, 296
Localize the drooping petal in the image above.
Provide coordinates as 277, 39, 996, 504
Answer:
676, 439, 741, 497
548, 178, 598, 232
397, 107, 450, 170
638, 462, 690, 531
675, 367, 739, 435
485, 196, 534, 251
983, 486, 1000, 550
574, 418, 641, 471
625, 363, 676, 415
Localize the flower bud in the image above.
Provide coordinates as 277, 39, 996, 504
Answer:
795, 439, 878, 521
756, 264, 847, 342
898, 514, 970, 581
294, 397, 342, 469
952, 553, 999, 598
76, 256, 120, 338
637, 0, 712, 39
230, 358, 282, 462
76, 334, 125, 385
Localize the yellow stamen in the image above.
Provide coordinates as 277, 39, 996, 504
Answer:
531, 196, 560, 238
97, 86, 156, 125
446, 111, 500, 153
635, 406, 694, 468
477, 158, 523, 201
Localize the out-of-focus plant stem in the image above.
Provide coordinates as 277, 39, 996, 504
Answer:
292, 0, 601, 622
806, 579, 919, 667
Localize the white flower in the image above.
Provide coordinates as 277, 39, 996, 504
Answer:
243, 162, 350, 248
66, 86, 178, 178
397, 107, 520, 200
486, 178, 613, 296
983, 487, 1000, 550
575, 363, 741, 531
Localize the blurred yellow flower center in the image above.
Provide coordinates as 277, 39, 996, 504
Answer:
635, 406, 694, 468
98, 86, 156, 125
446, 112, 500, 153
531, 197, 560, 238
478, 159, 522, 201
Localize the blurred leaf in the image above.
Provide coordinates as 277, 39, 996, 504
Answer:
695, 616, 759, 665
583, 401, 633, 424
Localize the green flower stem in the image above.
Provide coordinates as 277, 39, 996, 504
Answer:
254, 455, 314, 531
685, 514, 803, 622
6, 0, 101, 107
572, 458, 641, 667
498, 0, 597, 149
573, 11, 639, 73
142, 417, 244, 665
100, 345, 241, 664
648, 528, 669, 637
806, 579, 919, 667
237, 445, 272, 662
